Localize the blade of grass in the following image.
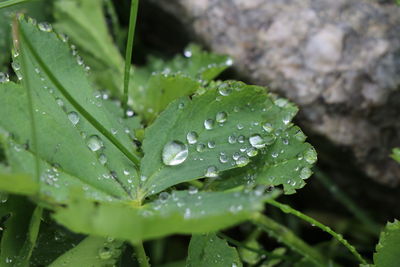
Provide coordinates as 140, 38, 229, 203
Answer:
0, 0, 33, 9
17, 19, 141, 168
314, 168, 380, 234
265, 199, 368, 265
122, 0, 139, 117
252, 213, 328, 266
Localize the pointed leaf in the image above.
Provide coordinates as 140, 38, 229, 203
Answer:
374, 220, 400, 267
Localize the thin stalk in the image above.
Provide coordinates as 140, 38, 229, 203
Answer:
252, 213, 327, 267
314, 168, 380, 234
265, 199, 368, 265
122, 0, 139, 117
133, 241, 150, 267
0, 0, 33, 9
18, 21, 141, 168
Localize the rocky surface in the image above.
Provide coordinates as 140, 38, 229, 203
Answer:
149, 0, 400, 187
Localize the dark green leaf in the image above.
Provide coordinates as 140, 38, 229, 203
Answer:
374, 220, 400, 267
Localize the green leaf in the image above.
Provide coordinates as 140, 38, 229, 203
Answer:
53, 190, 275, 243
0, 196, 39, 266
0, 19, 141, 201
53, 0, 125, 94
390, 148, 400, 164
186, 233, 242, 267
140, 81, 297, 197
0, 172, 38, 196
48, 236, 123, 267
374, 220, 400, 267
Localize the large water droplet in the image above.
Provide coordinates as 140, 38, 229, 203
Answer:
228, 135, 237, 144
0, 72, 10, 83
67, 111, 79, 126
186, 131, 198, 144
249, 134, 266, 148
205, 166, 218, 177
236, 156, 250, 167
304, 148, 317, 164
162, 141, 188, 166
246, 147, 258, 157
218, 83, 231, 96
300, 167, 312, 179
87, 135, 103, 151
216, 112, 227, 123
204, 119, 214, 130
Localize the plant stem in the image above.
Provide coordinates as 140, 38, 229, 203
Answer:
133, 241, 150, 267
122, 0, 139, 117
252, 213, 327, 266
314, 168, 380, 234
265, 199, 368, 265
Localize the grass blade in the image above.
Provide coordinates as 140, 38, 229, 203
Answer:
122, 0, 139, 117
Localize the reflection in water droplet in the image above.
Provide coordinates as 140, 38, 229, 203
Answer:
249, 134, 266, 148
162, 141, 188, 166
87, 135, 103, 151
67, 111, 79, 126
205, 166, 218, 177
216, 112, 227, 123
187, 131, 198, 144
204, 119, 214, 130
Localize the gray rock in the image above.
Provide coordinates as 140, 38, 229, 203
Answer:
150, 0, 400, 187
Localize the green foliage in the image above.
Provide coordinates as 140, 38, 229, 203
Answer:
373, 220, 400, 267
186, 233, 242, 267
390, 148, 400, 163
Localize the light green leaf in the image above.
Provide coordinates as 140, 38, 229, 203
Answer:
0, 172, 38, 196
49, 236, 123, 267
374, 220, 400, 267
390, 148, 400, 164
0, 19, 141, 201
140, 81, 297, 197
214, 125, 316, 194
186, 233, 242, 267
53, 190, 275, 243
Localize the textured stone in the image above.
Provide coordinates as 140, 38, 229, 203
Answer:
150, 0, 400, 186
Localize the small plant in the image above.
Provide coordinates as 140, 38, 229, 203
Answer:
0, 0, 398, 266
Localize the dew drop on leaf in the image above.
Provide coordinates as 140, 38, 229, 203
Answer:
67, 111, 79, 126
38, 22, 52, 32
204, 119, 215, 130
249, 134, 266, 148
196, 143, 206, 152
246, 147, 258, 157
186, 131, 198, 144
300, 167, 312, 179
98, 247, 112, 260
87, 135, 103, 152
219, 153, 228, 163
205, 166, 218, 177
188, 186, 198, 195
162, 141, 189, 166
216, 111, 228, 123
159, 192, 170, 203
99, 153, 107, 165
236, 156, 250, 167
0, 72, 10, 83
207, 141, 216, 149
228, 135, 237, 144
304, 148, 317, 164
218, 83, 232, 96
262, 122, 273, 133
238, 135, 245, 143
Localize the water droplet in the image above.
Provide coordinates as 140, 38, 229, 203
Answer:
184, 49, 192, 57
11, 61, 20, 71
38, 22, 52, 32
87, 135, 103, 151
236, 156, 250, 167
236, 123, 244, 130
187, 131, 198, 144
126, 109, 134, 117
207, 141, 215, 149
0, 72, 10, 83
304, 148, 317, 164
249, 134, 266, 148
218, 83, 232, 96
99, 153, 107, 165
283, 138, 289, 145
196, 143, 206, 152
98, 247, 112, 260
246, 147, 258, 157
216, 112, 227, 123
228, 135, 237, 144
204, 119, 214, 130
233, 152, 240, 160
282, 115, 291, 125
178, 103, 185, 109
262, 123, 273, 133
205, 166, 218, 177
294, 129, 307, 142
274, 98, 288, 107
184, 208, 191, 219
219, 153, 228, 163
300, 167, 312, 179
188, 186, 198, 194
159, 192, 170, 203
238, 135, 245, 143
56, 98, 64, 107
76, 55, 84, 65
67, 111, 79, 126
140, 175, 147, 182
225, 58, 233, 66
162, 141, 188, 166
271, 152, 279, 158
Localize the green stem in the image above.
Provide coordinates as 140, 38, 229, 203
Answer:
133, 241, 150, 267
265, 199, 368, 265
0, 0, 34, 9
252, 213, 327, 267
122, 0, 139, 117
18, 20, 141, 168
314, 168, 380, 234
